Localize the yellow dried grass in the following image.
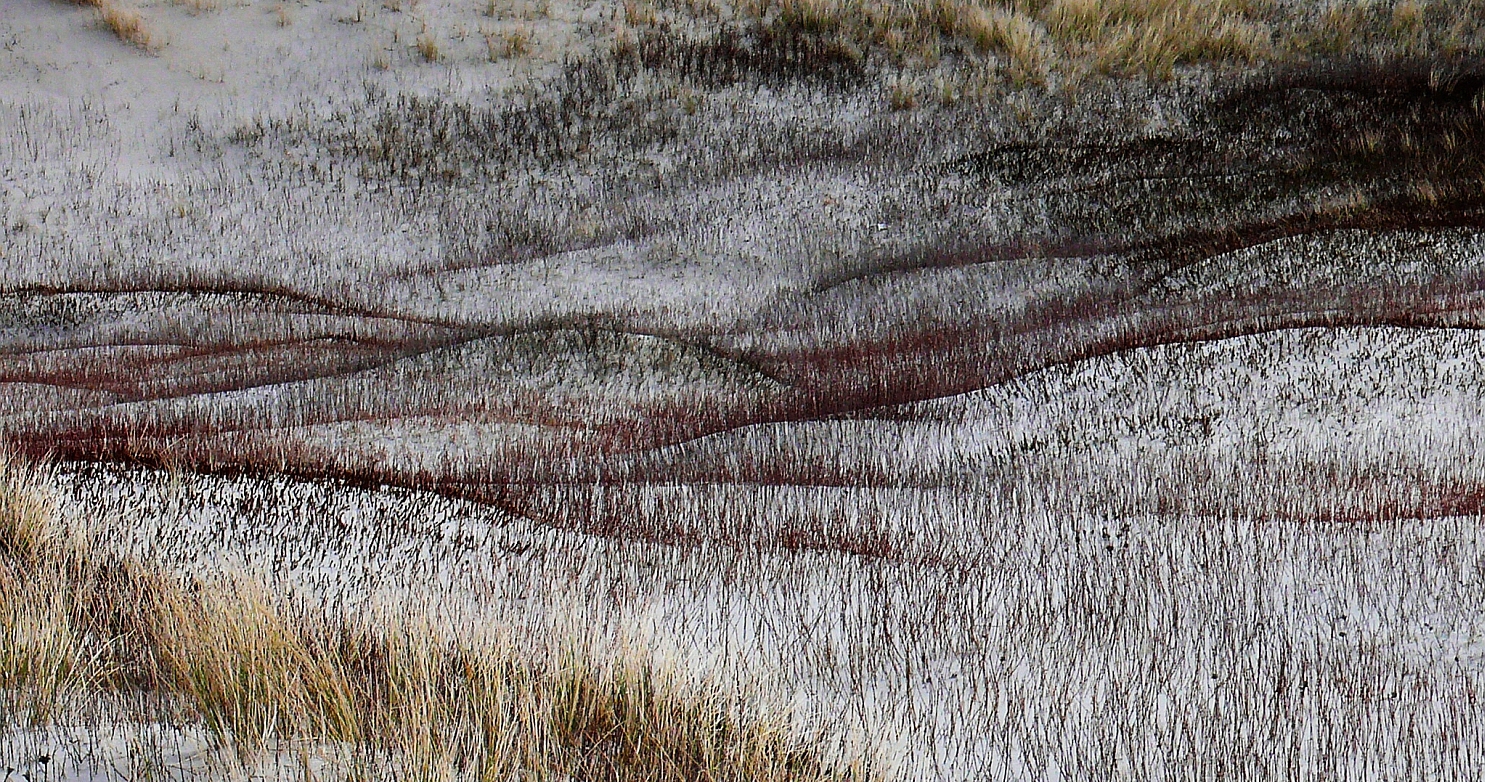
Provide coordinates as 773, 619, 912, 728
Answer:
0, 454, 866, 781
97, 0, 155, 49
734, 0, 1478, 81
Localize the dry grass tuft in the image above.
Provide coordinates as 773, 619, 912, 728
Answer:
0, 454, 862, 781
887, 77, 920, 110
95, 0, 155, 50
416, 30, 441, 62
956, 6, 1051, 82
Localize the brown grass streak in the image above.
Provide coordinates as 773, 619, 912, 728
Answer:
0, 339, 433, 401
808, 183, 1485, 299
9, 274, 1485, 539
0, 284, 480, 333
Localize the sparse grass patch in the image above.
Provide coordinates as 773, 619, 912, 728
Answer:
0, 454, 862, 781
170, 0, 217, 14
486, 0, 550, 18
484, 25, 532, 60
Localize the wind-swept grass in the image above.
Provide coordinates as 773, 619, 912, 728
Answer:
723, 0, 1484, 79
0, 453, 865, 781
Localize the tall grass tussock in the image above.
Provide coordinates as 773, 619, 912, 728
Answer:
0, 453, 861, 781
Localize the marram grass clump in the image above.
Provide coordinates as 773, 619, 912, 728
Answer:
0, 454, 870, 781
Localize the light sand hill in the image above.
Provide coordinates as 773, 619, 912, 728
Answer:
6, 0, 1485, 779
